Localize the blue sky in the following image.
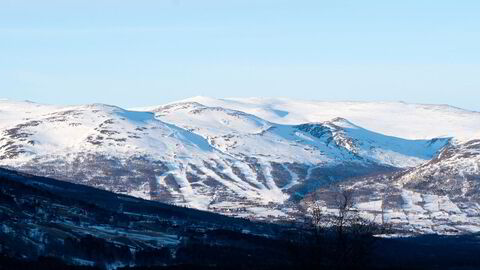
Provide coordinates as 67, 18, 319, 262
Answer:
1, 0, 479, 110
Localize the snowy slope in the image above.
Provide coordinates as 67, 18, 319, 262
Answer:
0, 100, 231, 209
146, 102, 448, 168
0, 101, 212, 161
167, 97, 480, 141
307, 140, 480, 234
398, 139, 480, 200
144, 97, 480, 233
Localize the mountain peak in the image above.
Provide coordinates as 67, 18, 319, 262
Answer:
327, 117, 358, 129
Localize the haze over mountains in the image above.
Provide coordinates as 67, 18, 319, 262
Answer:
0, 97, 479, 234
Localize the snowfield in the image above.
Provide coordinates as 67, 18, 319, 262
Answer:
166, 96, 480, 141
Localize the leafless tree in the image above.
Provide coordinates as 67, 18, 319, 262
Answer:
378, 193, 393, 234
308, 203, 329, 246
305, 187, 385, 269
333, 189, 356, 236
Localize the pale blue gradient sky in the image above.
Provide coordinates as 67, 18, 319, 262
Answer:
1, 0, 479, 110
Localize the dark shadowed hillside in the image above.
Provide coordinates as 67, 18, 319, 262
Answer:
1, 167, 480, 270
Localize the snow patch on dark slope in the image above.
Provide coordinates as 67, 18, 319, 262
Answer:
305, 140, 480, 234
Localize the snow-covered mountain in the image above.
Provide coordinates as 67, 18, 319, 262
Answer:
1, 97, 479, 233
147, 101, 448, 167
166, 96, 480, 141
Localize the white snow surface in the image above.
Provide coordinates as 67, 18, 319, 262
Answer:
0, 100, 214, 164
137, 101, 449, 168
158, 96, 480, 141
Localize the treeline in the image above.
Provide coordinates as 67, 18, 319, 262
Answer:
2, 220, 480, 270
2, 170, 480, 270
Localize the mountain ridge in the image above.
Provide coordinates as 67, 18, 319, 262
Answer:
1, 97, 478, 233
159, 96, 480, 141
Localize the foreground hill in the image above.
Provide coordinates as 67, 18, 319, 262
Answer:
0, 167, 289, 268
1, 168, 480, 269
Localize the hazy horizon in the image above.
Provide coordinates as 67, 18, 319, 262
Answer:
1, 95, 479, 113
